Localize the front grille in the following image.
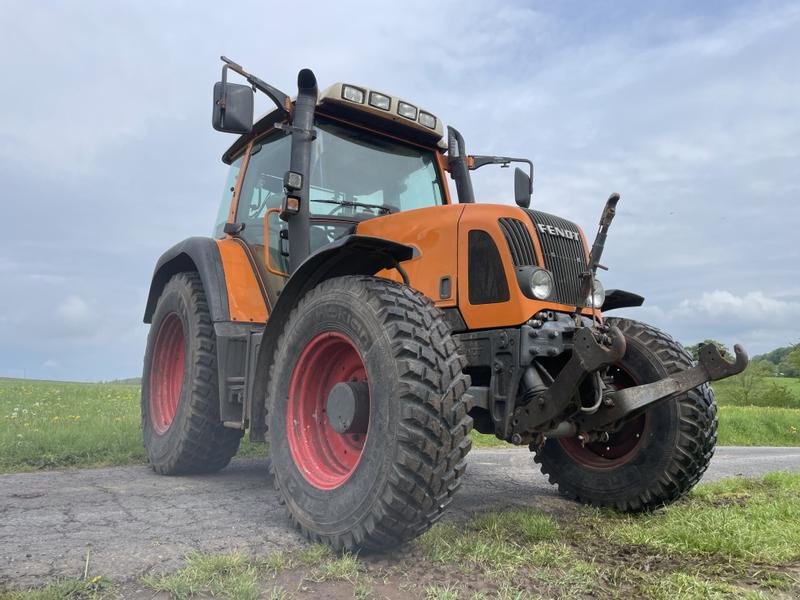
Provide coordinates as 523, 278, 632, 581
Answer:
498, 218, 537, 267
523, 210, 588, 306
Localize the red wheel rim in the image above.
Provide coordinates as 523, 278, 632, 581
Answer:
559, 365, 647, 469
286, 331, 369, 490
149, 313, 185, 435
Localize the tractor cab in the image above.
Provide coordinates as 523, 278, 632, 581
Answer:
212, 72, 457, 306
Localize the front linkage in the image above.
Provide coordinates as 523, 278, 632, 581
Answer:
511, 324, 747, 443
511, 193, 749, 444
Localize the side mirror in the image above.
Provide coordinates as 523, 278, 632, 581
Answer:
514, 167, 532, 208
212, 74, 254, 134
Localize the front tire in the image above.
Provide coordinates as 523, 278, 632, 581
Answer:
141, 272, 242, 474
534, 318, 717, 511
268, 276, 472, 550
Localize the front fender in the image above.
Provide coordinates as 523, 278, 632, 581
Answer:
143, 237, 229, 323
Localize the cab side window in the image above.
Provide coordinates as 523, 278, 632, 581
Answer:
236, 132, 291, 248
212, 156, 243, 239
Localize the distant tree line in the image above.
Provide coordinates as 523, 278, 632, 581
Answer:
105, 377, 143, 385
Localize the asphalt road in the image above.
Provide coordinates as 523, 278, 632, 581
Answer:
2, 446, 800, 588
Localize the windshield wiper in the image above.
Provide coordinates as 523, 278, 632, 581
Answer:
314, 198, 395, 214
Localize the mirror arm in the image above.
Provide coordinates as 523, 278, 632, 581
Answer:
221, 56, 292, 114
470, 155, 533, 194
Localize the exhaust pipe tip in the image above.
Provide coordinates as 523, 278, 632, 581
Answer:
297, 68, 318, 97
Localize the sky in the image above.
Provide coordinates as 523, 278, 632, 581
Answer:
0, 0, 798, 381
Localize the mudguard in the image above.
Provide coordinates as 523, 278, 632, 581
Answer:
143, 237, 229, 324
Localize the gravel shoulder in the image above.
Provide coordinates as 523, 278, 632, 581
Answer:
2, 446, 800, 589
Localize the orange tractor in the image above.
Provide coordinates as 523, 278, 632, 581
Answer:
142, 58, 748, 550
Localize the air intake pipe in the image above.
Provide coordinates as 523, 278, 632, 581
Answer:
447, 126, 475, 203
286, 69, 318, 273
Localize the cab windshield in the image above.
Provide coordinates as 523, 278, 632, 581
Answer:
309, 117, 444, 218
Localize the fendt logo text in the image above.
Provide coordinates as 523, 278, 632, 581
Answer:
536, 223, 581, 241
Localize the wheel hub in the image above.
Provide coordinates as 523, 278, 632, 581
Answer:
559, 364, 647, 468
326, 381, 370, 434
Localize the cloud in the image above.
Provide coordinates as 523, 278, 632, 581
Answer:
676, 291, 793, 320
624, 289, 800, 355
56, 296, 91, 324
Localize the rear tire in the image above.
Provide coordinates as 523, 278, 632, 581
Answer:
268, 276, 472, 550
141, 272, 242, 474
533, 317, 717, 511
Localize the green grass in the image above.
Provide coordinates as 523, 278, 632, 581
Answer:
470, 430, 510, 448
584, 471, 800, 563
0, 576, 110, 600
142, 552, 269, 600
636, 572, 764, 600
416, 473, 800, 598
717, 406, 800, 446
773, 376, 800, 394
0, 378, 261, 473
424, 584, 461, 600
420, 507, 566, 572
0, 378, 145, 472
142, 546, 361, 600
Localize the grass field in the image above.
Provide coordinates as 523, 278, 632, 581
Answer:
1, 376, 798, 473
713, 376, 800, 409
5, 473, 799, 599
0, 378, 262, 473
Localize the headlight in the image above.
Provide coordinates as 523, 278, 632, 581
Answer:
530, 268, 553, 300
515, 266, 554, 300
418, 111, 437, 129
587, 278, 605, 308
397, 101, 418, 120
341, 85, 365, 104
368, 91, 391, 111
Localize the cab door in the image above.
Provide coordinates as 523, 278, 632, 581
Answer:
234, 132, 292, 308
